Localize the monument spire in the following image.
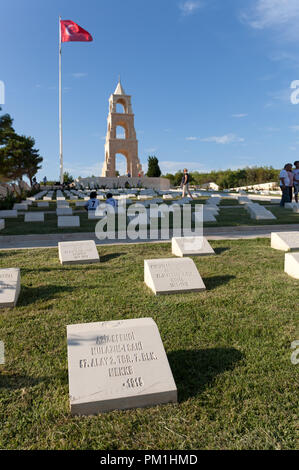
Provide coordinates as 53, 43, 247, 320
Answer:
101, 81, 143, 177
114, 77, 126, 95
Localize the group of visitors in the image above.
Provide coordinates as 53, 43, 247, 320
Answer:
84, 191, 117, 211
279, 161, 299, 207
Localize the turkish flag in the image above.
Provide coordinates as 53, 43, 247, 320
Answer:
60, 20, 93, 42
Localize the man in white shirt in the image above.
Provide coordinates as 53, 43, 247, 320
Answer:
279, 163, 293, 207
293, 160, 299, 203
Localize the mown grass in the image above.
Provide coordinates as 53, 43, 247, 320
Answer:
1, 200, 299, 236
0, 239, 298, 450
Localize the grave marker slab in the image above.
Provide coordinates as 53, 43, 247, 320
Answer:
24, 212, 44, 222
58, 216, 80, 227
271, 232, 299, 252
0, 210, 18, 218
67, 318, 177, 415
58, 240, 100, 265
37, 202, 49, 208
144, 257, 206, 295
0, 219, 4, 231
56, 207, 73, 216
284, 253, 299, 279
172, 236, 215, 257
0, 268, 21, 308
13, 203, 28, 211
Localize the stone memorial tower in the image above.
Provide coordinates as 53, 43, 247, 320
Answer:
101, 80, 143, 177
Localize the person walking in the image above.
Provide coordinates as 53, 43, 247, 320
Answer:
181, 168, 194, 199
279, 163, 293, 207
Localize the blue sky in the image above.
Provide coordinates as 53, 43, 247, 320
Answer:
1, 0, 299, 181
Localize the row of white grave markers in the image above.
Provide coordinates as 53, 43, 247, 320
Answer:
271, 231, 299, 279
2, 232, 297, 416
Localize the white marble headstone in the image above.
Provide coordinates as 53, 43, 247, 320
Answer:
172, 236, 215, 257
24, 212, 45, 222
0, 210, 18, 218
58, 216, 80, 227
144, 257, 206, 295
58, 240, 100, 265
284, 252, 299, 279
67, 318, 177, 415
0, 268, 21, 308
271, 232, 299, 252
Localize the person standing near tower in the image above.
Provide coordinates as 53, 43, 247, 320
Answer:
181, 168, 193, 199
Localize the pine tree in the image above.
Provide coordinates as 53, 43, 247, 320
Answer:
146, 156, 161, 177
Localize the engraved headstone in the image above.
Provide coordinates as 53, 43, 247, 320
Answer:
172, 236, 215, 257
271, 232, 299, 252
144, 257, 206, 295
0, 268, 21, 308
67, 318, 177, 415
284, 252, 299, 279
58, 240, 100, 265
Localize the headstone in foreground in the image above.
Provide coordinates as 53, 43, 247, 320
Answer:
172, 236, 215, 257
0, 268, 21, 308
58, 240, 100, 265
271, 232, 299, 252
284, 252, 299, 279
144, 257, 206, 295
67, 318, 177, 415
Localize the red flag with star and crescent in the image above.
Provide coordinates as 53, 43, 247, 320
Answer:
60, 20, 93, 42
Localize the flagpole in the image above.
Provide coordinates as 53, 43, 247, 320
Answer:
59, 16, 63, 185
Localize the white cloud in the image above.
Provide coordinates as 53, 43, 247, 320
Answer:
200, 134, 245, 144
179, 1, 204, 16
232, 113, 248, 118
290, 125, 299, 131
186, 136, 198, 141
242, 0, 299, 41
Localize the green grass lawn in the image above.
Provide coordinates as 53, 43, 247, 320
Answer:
1, 200, 299, 236
0, 239, 298, 450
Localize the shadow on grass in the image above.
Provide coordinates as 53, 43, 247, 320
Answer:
18, 285, 74, 306
213, 247, 230, 255
0, 373, 43, 390
100, 252, 126, 263
168, 347, 243, 402
202, 275, 235, 290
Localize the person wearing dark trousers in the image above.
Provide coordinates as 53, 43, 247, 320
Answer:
279, 163, 293, 207
293, 160, 299, 204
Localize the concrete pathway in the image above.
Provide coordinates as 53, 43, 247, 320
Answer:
0, 224, 299, 250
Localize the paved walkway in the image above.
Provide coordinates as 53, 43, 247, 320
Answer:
0, 224, 298, 250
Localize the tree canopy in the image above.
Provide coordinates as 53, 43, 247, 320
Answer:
0, 108, 43, 186
146, 155, 161, 177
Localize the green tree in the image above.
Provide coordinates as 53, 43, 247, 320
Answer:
63, 171, 74, 183
146, 156, 161, 177
0, 108, 43, 186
